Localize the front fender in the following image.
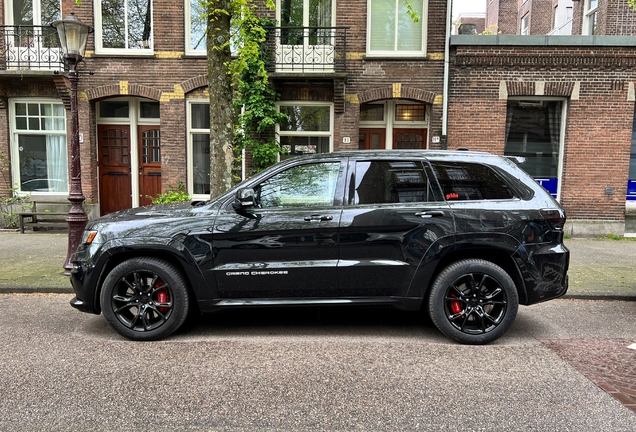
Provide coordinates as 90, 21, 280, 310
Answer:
71, 236, 211, 314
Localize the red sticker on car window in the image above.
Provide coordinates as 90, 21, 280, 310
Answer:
446, 193, 459, 200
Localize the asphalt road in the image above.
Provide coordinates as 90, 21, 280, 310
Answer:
1, 294, 635, 431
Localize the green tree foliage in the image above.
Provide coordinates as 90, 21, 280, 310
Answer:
230, 2, 288, 173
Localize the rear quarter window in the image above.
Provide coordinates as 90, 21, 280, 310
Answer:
430, 161, 517, 201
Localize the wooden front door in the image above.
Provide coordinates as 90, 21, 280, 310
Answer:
393, 129, 427, 149
98, 125, 132, 215
138, 126, 161, 206
359, 128, 386, 150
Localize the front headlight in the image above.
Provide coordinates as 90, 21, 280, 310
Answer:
81, 230, 100, 245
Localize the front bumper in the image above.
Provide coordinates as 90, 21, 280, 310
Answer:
68, 245, 103, 315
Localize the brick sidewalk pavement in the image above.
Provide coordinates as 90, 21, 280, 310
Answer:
543, 338, 636, 414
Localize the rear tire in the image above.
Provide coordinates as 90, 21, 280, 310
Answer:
428, 259, 518, 345
101, 257, 190, 341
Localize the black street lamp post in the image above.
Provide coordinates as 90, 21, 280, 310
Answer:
52, 13, 93, 274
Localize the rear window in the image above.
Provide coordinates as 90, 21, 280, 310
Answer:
351, 161, 443, 204
430, 161, 516, 201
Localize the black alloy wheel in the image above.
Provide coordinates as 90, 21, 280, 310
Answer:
428, 259, 519, 345
101, 257, 190, 341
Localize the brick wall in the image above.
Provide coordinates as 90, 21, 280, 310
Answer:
490, 0, 556, 34
449, 44, 636, 221
456, 17, 487, 34
486, 0, 500, 32
67, 0, 208, 202
495, 0, 521, 34
569, 0, 636, 35
528, 0, 555, 34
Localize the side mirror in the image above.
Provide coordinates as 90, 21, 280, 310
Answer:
232, 187, 255, 211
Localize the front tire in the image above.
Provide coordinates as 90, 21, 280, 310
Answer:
101, 257, 191, 341
428, 259, 519, 345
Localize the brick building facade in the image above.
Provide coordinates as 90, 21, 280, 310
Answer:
1, 0, 635, 235
448, 37, 636, 235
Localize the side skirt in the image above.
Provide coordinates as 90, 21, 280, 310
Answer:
197, 297, 423, 313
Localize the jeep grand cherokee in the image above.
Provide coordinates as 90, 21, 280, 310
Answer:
69, 150, 569, 344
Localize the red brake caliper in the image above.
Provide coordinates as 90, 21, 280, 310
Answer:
449, 294, 462, 315
155, 280, 169, 313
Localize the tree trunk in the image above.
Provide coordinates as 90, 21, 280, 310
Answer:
207, 0, 234, 198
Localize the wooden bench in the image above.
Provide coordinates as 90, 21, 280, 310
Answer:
18, 202, 68, 234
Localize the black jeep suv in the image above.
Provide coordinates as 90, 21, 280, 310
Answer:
70, 150, 569, 344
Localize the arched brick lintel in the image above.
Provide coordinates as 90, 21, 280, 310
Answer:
506, 81, 575, 97
358, 86, 437, 105
181, 75, 208, 94
85, 84, 162, 101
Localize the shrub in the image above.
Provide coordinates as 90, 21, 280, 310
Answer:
148, 182, 191, 204
0, 188, 32, 228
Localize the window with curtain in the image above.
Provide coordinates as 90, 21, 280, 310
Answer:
12, 101, 68, 193
279, 0, 333, 45
368, 0, 426, 56
97, 0, 153, 51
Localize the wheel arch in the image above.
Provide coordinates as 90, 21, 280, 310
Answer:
92, 246, 203, 314
415, 242, 528, 306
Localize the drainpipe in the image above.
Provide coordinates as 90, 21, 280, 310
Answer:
441, 0, 452, 150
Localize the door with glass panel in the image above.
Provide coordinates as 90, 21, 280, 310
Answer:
138, 126, 161, 206
359, 129, 385, 150
393, 129, 426, 149
277, 0, 334, 72
98, 125, 132, 215
6, 0, 62, 69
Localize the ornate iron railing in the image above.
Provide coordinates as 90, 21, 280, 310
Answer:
1, 25, 64, 71
263, 27, 348, 74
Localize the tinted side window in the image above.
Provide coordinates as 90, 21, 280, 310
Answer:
256, 162, 340, 208
430, 162, 515, 201
353, 161, 439, 204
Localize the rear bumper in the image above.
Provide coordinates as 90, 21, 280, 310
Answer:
515, 242, 570, 305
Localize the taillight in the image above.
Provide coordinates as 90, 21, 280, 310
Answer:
540, 209, 566, 231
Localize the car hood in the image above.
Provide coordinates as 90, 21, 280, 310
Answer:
97, 201, 197, 221
86, 201, 220, 242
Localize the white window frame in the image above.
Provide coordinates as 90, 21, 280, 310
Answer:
521, 13, 530, 35
583, 0, 598, 36
93, 0, 154, 55
186, 99, 211, 201
359, 100, 430, 149
185, 0, 206, 55
366, 0, 428, 58
9, 98, 68, 196
4, 0, 61, 25
276, 102, 334, 159
275, 0, 336, 28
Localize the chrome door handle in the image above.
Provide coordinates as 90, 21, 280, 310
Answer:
415, 211, 445, 218
304, 215, 334, 222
